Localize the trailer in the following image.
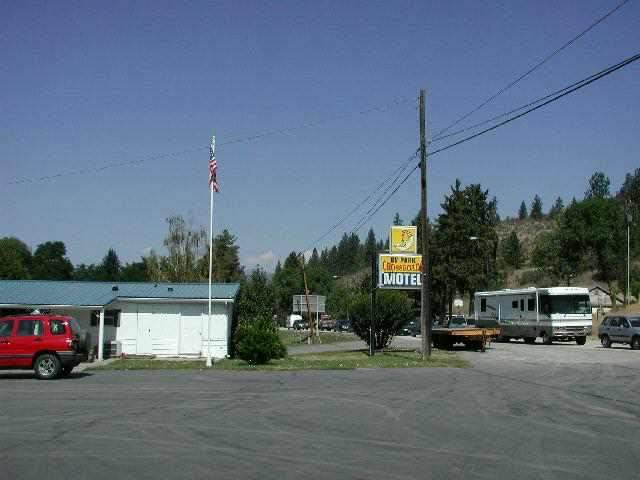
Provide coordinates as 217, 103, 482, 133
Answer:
432, 326, 501, 351
474, 287, 592, 345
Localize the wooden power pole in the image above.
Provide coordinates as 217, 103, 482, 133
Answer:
419, 89, 431, 359
299, 254, 316, 344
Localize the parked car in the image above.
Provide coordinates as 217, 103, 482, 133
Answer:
447, 315, 474, 328
319, 318, 336, 331
334, 319, 352, 333
292, 319, 309, 330
0, 314, 90, 379
398, 319, 420, 336
598, 314, 640, 349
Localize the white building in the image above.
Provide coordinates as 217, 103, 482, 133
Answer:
0, 280, 240, 360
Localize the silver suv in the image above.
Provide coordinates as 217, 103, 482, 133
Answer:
598, 314, 640, 350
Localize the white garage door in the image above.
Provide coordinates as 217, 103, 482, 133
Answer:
138, 304, 180, 356
130, 302, 225, 357
179, 304, 203, 355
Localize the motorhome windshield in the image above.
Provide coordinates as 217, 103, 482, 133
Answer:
540, 295, 591, 315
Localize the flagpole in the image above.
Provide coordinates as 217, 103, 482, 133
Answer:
206, 135, 216, 368
207, 181, 213, 367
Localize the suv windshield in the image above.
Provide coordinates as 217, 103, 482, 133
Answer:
541, 295, 591, 315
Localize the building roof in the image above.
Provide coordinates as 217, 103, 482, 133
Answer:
589, 284, 636, 305
0, 280, 240, 307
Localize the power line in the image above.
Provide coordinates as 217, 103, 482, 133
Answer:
351, 163, 420, 234
6, 96, 413, 186
302, 149, 419, 252
218, 96, 413, 148
7, 148, 202, 186
431, 55, 632, 143
429, 53, 639, 157
433, 0, 631, 139
345, 52, 639, 235
350, 151, 419, 233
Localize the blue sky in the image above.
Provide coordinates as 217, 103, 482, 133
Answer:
2, 0, 638, 270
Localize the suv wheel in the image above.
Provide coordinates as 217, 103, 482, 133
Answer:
601, 335, 612, 348
34, 353, 62, 380
575, 336, 587, 346
631, 336, 640, 350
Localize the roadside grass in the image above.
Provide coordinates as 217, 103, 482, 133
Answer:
278, 329, 358, 346
91, 350, 468, 371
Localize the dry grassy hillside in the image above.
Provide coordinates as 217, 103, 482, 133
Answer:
495, 217, 555, 259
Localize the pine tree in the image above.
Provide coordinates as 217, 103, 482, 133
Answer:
518, 201, 528, 220
393, 212, 403, 226
100, 248, 121, 281
585, 171, 611, 199
530, 195, 543, 220
488, 196, 500, 225
210, 229, 244, 282
237, 268, 275, 322
308, 248, 320, 266
501, 231, 524, 269
364, 228, 377, 262
548, 197, 564, 218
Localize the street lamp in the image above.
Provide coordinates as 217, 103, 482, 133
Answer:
626, 204, 632, 305
469, 236, 490, 287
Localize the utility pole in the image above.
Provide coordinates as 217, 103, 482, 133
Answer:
419, 89, 431, 359
627, 201, 632, 305
299, 254, 315, 344
370, 253, 376, 356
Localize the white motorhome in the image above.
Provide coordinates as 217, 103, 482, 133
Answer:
287, 314, 303, 328
474, 287, 592, 345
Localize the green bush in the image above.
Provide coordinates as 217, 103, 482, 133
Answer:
350, 290, 414, 350
233, 317, 286, 365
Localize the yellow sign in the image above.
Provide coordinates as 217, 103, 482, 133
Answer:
378, 254, 422, 289
390, 226, 417, 254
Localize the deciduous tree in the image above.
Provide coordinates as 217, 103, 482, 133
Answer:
31, 241, 73, 280
350, 290, 413, 349
0, 237, 32, 279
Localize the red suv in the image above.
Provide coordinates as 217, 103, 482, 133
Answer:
0, 315, 90, 379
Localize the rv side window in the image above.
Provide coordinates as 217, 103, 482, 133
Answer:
512, 300, 518, 309
527, 298, 535, 311
481, 299, 486, 312
520, 299, 524, 311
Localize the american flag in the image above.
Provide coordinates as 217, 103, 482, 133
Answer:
209, 136, 219, 192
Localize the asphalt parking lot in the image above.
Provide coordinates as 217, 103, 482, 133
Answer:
1, 339, 639, 480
